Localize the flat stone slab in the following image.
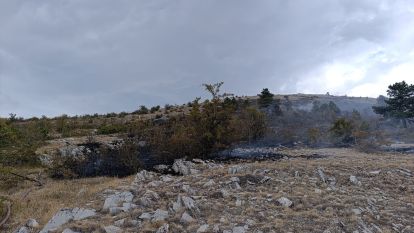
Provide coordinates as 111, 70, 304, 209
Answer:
39, 208, 96, 233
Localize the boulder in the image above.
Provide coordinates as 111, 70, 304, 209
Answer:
277, 197, 293, 207
104, 225, 122, 233
39, 208, 96, 233
197, 224, 209, 233
156, 224, 169, 233
172, 159, 195, 175
232, 226, 246, 233
14, 227, 30, 233
133, 170, 156, 184
180, 212, 195, 224
103, 191, 134, 211
349, 175, 362, 186
62, 229, 80, 233
25, 218, 39, 228
139, 209, 169, 222
139, 190, 159, 207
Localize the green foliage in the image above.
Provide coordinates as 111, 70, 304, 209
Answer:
373, 81, 414, 126
312, 101, 341, 121
258, 88, 274, 108
97, 124, 127, 135
134, 105, 149, 115
150, 105, 161, 113
330, 118, 355, 145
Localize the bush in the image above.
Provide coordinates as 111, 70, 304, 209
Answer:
133, 105, 149, 115
49, 141, 142, 179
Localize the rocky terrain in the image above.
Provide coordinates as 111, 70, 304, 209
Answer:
11, 148, 414, 233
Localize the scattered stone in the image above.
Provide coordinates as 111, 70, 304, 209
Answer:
232, 226, 246, 233
315, 188, 322, 194
156, 224, 169, 233
203, 179, 216, 187
139, 190, 160, 207
317, 167, 327, 183
260, 176, 272, 183
152, 209, 169, 222
139, 209, 169, 222
277, 197, 293, 207
197, 224, 210, 233
352, 208, 362, 215
369, 170, 381, 175
350, 175, 362, 186
39, 208, 96, 233
228, 165, 249, 174
103, 191, 134, 211
172, 159, 195, 175
161, 175, 174, 182
62, 229, 80, 233
25, 218, 39, 228
154, 164, 171, 173
181, 195, 200, 214
104, 225, 122, 233
15, 227, 30, 233
180, 212, 195, 224
114, 218, 126, 227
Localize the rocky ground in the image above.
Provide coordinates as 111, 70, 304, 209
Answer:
11, 148, 414, 233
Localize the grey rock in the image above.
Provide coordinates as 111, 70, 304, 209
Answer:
103, 191, 134, 210
114, 218, 126, 227
154, 164, 170, 173
39, 208, 96, 233
350, 175, 362, 186
277, 197, 293, 207
232, 226, 246, 233
26, 218, 39, 228
14, 227, 30, 233
139, 190, 159, 207
62, 229, 81, 233
203, 179, 216, 187
180, 212, 195, 224
156, 224, 169, 233
152, 209, 169, 222
139, 209, 169, 222
172, 159, 195, 175
104, 225, 122, 233
133, 170, 156, 185
181, 196, 200, 214
317, 167, 327, 183
197, 224, 209, 233
228, 165, 249, 174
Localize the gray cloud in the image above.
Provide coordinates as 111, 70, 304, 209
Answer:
1, 0, 414, 117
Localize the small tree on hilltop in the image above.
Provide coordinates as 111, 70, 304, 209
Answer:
373, 81, 414, 127
258, 88, 274, 108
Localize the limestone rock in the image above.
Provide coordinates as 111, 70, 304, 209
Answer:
350, 175, 362, 186
172, 159, 195, 175
277, 197, 293, 207
180, 212, 195, 224
156, 224, 169, 233
39, 208, 96, 233
103, 191, 134, 211
197, 224, 209, 233
26, 218, 39, 228
104, 225, 122, 233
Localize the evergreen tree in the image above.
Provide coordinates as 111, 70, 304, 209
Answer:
373, 81, 414, 127
258, 88, 274, 108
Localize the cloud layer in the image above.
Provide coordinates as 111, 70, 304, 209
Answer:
1, 0, 414, 117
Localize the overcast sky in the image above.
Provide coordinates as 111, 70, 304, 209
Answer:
1, 0, 414, 117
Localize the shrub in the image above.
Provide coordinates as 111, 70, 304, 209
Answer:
133, 105, 149, 115
258, 88, 274, 108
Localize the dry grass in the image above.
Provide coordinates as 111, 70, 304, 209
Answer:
1, 174, 133, 231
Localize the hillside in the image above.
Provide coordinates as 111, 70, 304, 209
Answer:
8, 148, 414, 233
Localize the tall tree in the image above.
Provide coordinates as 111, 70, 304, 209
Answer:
258, 88, 274, 108
373, 81, 414, 127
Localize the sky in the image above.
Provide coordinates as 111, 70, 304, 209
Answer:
1, 0, 414, 117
